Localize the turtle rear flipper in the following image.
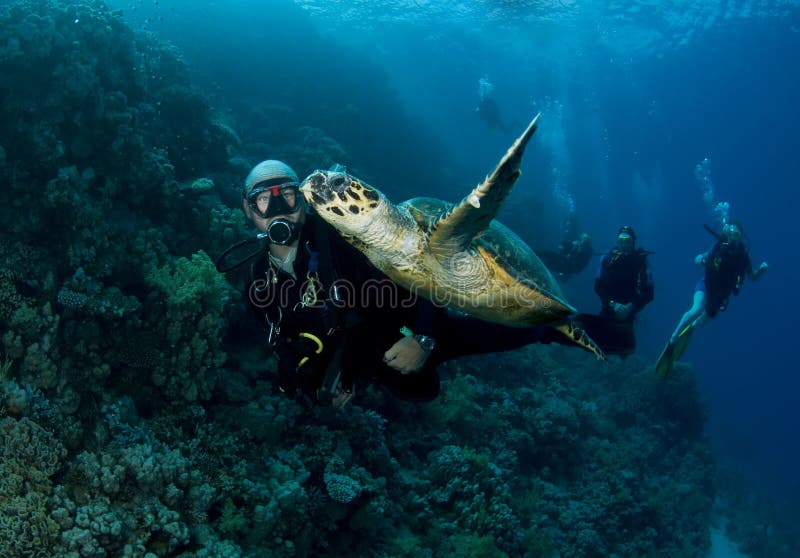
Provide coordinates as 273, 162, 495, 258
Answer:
551, 319, 606, 361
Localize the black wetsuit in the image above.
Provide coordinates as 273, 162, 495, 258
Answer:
247, 213, 441, 404
575, 247, 654, 356
594, 248, 654, 321
702, 239, 752, 317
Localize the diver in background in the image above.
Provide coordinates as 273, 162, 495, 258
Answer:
670, 221, 767, 340
538, 212, 594, 280
657, 221, 768, 376
476, 76, 508, 133
570, 226, 653, 357
594, 226, 654, 322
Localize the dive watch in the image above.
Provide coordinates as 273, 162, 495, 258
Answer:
414, 334, 436, 352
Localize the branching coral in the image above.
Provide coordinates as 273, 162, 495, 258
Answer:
144, 250, 236, 401
0, 351, 13, 381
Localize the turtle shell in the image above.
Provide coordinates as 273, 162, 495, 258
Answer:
400, 196, 570, 311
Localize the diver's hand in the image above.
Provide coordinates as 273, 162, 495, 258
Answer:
753, 261, 768, 280
694, 253, 707, 266
383, 336, 430, 374
610, 301, 633, 320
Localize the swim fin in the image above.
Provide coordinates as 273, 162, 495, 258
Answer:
655, 324, 695, 377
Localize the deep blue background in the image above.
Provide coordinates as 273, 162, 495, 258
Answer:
111, 0, 799, 510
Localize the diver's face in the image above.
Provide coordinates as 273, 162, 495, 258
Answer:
243, 197, 305, 234
617, 234, 634, 252
723, 224, 742, 243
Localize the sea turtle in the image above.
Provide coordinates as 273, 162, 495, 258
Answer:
299, 114, 603, 358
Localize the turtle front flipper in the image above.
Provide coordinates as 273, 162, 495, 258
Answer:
427, 114, 541, 256
551, 320, 606, 361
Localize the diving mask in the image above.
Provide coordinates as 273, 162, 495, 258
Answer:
247, 182, 302, 219
722, 223, 743, 243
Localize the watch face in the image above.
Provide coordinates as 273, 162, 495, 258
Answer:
417, 335, 435, 351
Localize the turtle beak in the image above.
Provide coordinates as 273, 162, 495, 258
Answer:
301, 170, 355, 207
300, 171, 333, 205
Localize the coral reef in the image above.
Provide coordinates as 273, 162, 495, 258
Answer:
2, 342, 717, 557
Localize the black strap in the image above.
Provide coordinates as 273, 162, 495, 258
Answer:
312, 220, 344, 334
315, 344, 345, 406
703, 223, 721, 240
215, 234, 269, 273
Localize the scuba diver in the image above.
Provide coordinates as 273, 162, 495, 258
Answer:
223, 159, 442, 408
594, 225, 654, 321
537, 213, 594, 280
571, 226, 654, 356
476, 76, 508, 133
657, 221, 768, 376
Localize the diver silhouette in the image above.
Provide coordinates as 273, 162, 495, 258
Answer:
476, 76, 508, 133
536, 212, 593, 280
477, 97, 508, 132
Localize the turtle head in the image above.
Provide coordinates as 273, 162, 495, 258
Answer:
300, 170, 386, 236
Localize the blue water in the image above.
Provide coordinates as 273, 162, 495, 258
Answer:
113, 0, 800, 513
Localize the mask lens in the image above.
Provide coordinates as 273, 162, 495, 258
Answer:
252, 191, 272, 215
248, 183, 300, 218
